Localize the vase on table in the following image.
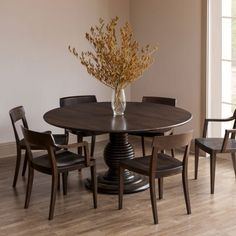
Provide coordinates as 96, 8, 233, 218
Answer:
111, 87, 126, 116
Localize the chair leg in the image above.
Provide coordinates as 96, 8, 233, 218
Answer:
91, 135, 96, 157
77, 135, 83, 155
24, 166, 34, 209
158, 178, 163, 200
62, 172, 68, 195
182, 169, 191, 214
231, 153, 236, 177
194, 143, 200, 179
118, 166, 124, 210
22, 151, 28, 177
149, 175, 158, 224
210, 153, 216, 194
170, 132, 175, 158
57, 174, 60, 191
77, 135, 83, 174
49, 174, 58, 220
141, 136, 145, 156
171, 149, 175, 157
90, 165, 97, 208
13, 147, 22, 187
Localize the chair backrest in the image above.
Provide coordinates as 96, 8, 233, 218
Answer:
232, 109, 236, 129
60, 95, 97, 108
9, 106, 29, 143
227, 109, 236, 139
142, 96, 176, 107
151, 131, 193, 171
21, 127, 56, 164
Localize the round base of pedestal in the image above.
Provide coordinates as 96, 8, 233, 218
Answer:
85, 171, 149, 194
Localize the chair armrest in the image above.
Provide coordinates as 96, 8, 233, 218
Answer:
221, 129, 236, 152
205, 118, 234, 122
55, 141, 90, 166
203, 116, 235, 137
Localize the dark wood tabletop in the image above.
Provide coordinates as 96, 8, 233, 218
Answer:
44, 102, 192, 194
44, 102, 192, 133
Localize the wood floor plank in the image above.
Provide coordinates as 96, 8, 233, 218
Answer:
0, 138, 236, 235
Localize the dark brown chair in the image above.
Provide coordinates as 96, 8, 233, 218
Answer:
22, 127, 97, 220
130, 96, 177, 157
195, 109, 236, 194
60, 95, 105, 157
119, 131, 193, 224
9, 106, 68, 187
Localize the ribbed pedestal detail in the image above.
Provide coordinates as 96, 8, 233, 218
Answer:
86, 133, 149, 194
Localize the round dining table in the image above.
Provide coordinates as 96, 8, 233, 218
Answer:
44, 102, 192, 194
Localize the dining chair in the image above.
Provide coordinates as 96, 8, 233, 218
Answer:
9, 106, 68, 187
129, 96, 177, 157
60, 95, 105, 157
195, 109, 236, 194
118, 131, 193, 224
22, 127, 97, 220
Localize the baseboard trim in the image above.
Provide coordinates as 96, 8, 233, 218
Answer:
0, 142, 16, 159
0, 134, 109, 159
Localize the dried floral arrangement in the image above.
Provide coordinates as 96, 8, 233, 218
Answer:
69, 16, 157, 91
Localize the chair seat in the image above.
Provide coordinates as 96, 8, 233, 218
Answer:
195, 138, 236, 153
130, 128, 173, 137
32, 150, 95, 173
120, 154, 182, 178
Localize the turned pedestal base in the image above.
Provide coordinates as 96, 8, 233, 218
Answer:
86, 133, 149, 194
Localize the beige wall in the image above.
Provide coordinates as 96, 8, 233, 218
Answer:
0, 0, 130, 143
0, 0, 205, 145
130, 0, 205, 137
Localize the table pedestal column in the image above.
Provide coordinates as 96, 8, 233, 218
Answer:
94, 133, 149, 194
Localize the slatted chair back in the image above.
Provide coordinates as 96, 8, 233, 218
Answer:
21, 127, 56, 166
142, 96, 176, 107
152, 131, 192, 151
231, 109, 236, 139
9, 106, 29, 143
60, 95, 97, 108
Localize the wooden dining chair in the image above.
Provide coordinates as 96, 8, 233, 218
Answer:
129, 96, 177, 157
195, 109, 236, 194
9, 106, 68, 187
60, 95, 105, 157
22, 127, 97, 220
118, 131, 193, 224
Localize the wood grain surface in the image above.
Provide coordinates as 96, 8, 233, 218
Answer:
44, 102, 192, 133
0, 138, 236, 235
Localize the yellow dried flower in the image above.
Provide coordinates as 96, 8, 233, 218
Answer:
69, 17, 157, 90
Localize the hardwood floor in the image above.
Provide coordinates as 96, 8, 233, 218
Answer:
0, 138, 236, 235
